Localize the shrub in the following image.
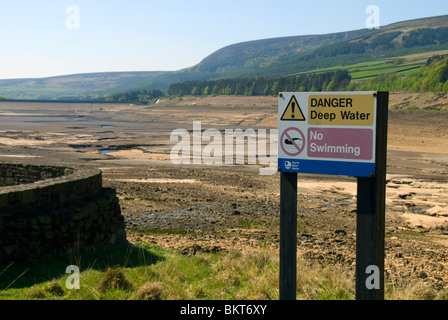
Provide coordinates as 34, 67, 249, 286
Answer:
97, 268, 133, 292
132, 282, 163, 300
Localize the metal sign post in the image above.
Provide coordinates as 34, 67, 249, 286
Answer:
279, 171, 297, 300
355, 91, 388, 300
278, 91, 388, 300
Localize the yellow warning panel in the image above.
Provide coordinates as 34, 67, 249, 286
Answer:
281, 95, 306, 121
308, 94, 374, 126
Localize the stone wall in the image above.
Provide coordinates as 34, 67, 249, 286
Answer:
0, 163, 126, 262
0, 163, 74, 187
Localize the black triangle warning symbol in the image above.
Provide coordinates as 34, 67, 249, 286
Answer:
281, 95, 306, 121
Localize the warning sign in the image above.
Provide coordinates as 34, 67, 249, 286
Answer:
308, 94, 374, 126
278, 91, 378, 177
281, 95, 306, 121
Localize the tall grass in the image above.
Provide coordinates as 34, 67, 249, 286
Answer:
0, 241, 444, 300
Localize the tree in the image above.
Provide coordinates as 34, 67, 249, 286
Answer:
271, 81, 279, 95
235, 83, 244, 95
440, 63, 448, 83
211, 85, 219, 96
224, 85, 232, 95
263, 84, 270, 96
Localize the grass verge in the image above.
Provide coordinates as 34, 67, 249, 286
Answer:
0, 241, 445, 300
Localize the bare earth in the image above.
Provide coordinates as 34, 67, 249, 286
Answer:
1, 92, 448, 292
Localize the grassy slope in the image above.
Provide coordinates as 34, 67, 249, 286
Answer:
1, 237, 440, 300
192, 15, 448, 77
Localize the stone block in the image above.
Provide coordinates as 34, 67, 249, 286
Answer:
4, 244, 18, 255
28, 231, 41, 241
84, 218, 92, 231
37, 215, 52, 225
0, 193, 8, 208
72, 209, 83, 221
43, 231, 54, 240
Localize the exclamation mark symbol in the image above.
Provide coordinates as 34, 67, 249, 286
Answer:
291, 101, 295, 119
281, 95, 305, 121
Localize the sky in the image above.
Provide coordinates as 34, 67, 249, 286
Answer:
1, 0, 448, 79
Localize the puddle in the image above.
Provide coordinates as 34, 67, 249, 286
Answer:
101, 125, 116, 128
322, 200, 353, 209
412, 207, 431, 214
339, 200, 353, 206
100, 149, 118, 154
113, 131, 167, 134
24, 121, 50, 124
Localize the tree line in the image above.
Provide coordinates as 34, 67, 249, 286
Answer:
93, 54, 448, 103
167, 70, 352, 96
402, 27, 448, 48
96, 88, 165, 103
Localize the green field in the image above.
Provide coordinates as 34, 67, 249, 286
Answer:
292, 49, 448, 82
349, 62, 422, 79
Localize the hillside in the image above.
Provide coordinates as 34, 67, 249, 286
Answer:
187, 14, 448, 79
0, 71, 170, 100
189, 30, 371, 74
1, 14, 448, 100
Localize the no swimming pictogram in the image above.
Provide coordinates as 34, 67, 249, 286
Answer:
280, 127, 305, 156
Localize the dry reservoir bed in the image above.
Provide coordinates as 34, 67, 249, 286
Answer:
1, 94, 448, 291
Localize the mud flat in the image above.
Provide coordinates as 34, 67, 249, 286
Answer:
1, 93, 448, 292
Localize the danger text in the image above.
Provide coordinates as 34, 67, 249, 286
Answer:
310, 98, 353, 108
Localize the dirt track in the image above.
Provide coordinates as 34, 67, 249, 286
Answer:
1, 93, 448, 292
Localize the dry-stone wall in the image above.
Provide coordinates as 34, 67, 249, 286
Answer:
0, 163, 126, 262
